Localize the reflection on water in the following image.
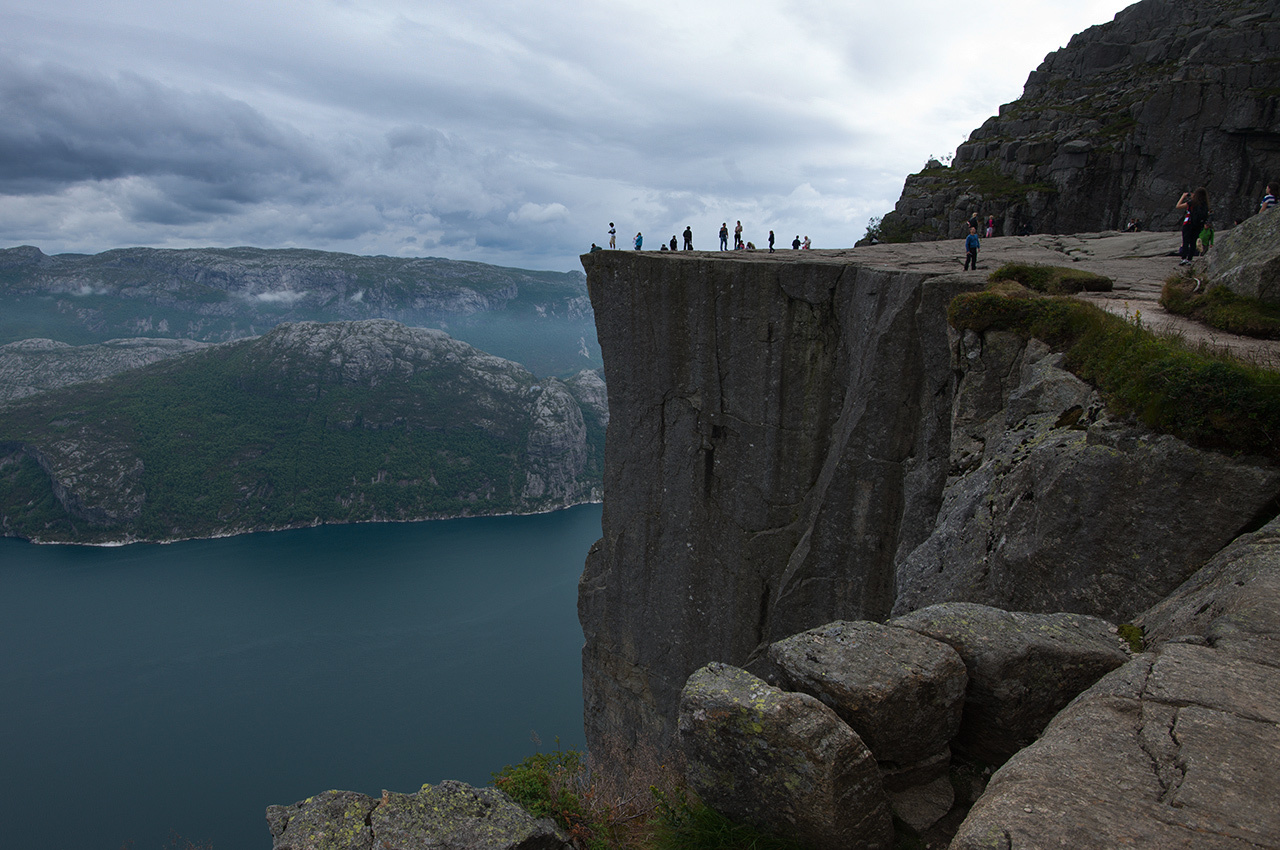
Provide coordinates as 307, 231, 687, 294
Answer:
0, 505, 600, 850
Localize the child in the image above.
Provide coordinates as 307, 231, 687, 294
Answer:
964, 226, 980, 270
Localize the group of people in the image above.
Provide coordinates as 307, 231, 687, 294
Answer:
601, 221, 811, 253
953, 182, 1276, 273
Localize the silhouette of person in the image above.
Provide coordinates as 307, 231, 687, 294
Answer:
608, 223, 616, 249
768, 230, 775, 253
792, 235, 801, 249
734, 220, 743, 250
719, 223, 729, 250
683, 227, 693, 250
670, 235, 678, 251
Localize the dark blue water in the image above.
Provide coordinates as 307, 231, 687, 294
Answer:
0, 505, 600, 850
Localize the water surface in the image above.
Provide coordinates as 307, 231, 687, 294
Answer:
0, 505, 599, 849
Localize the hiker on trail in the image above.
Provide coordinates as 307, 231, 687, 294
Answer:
964, 226, 980, 271
1176, 187, 1209, 265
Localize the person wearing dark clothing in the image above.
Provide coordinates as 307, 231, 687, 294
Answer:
683, 227, 693, 250
719, 223, 729, 250
1176, 187, 1209, 265
669, 235, 678, 251
792, 235, 801, 249
964, 227, 980, 271
768, 230, 775, 253
967, 211, 980, 234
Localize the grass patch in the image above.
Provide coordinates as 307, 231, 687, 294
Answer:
990, 262, 1113, 294
1160, 277, 1280, 339
948, 290, 1280, 459
493, 744, 808, 850
1117, 623, 1145, 653
930, 164, 1057, 201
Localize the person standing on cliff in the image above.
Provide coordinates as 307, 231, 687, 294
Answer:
683, 226, 693, 250
734, 220, 743, 250
634, 232, 643, 251
964, 226, 980, 270
1176, 187, 1209, 265
608, 223, 616, 249
719, 223, 729, 250
968, 211, 980, 234
985, 215, 995, 238
768, 230, 775, 253
792, 235, 801, 249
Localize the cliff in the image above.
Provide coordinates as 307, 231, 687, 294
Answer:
875, 0, 1280, 242
0, 319, 604, 543
578, 247, 1280, 808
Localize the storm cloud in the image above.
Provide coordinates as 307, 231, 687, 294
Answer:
0, 0, 1137, 270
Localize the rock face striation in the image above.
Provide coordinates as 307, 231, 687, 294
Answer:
578, 250, 1278, 780
0, 337, 211, 405
875, 0, 1280, 242
579, 250, 973, 765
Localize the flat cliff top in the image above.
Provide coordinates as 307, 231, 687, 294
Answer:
590, 231, 1280, 367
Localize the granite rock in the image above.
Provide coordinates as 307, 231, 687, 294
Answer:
891, 602, 1131, 764
677, 662, 894, 850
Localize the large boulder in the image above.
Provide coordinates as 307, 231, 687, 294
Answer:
266, 782, 571, 850
891, 602, 1130, 764
895, 336, 1280, 622
1138, 514, 1280, 668
759, 620, 967, 770
677, 662, 894, 850
950, 644, 1280, 849
1201, 205, 1280, 303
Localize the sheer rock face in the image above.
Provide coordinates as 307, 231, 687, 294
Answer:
877, 0, 1280, 242
578, 251, 972, 766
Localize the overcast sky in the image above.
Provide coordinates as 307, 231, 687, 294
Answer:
0, 0, 1137, 272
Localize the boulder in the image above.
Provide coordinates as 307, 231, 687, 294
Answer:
1202, 204, 1280, 303
266, 781, 571, 850
950, 644, 1280, 849
895, 337, 1280, 622
1138, 515, 1280, 667
677, 662, 894, 850
891, 602, 1130, 764
760, 620, 967, 769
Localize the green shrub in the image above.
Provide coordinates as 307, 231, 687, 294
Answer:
493, 748, 606, 848
989, 262, 1113, 294
948, 291, 1280, 460
650, 788, 808, 850
1117, 624, 1145, 653
1160, 278, 1280, 339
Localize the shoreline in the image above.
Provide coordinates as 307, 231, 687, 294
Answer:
13, 496, 604, 548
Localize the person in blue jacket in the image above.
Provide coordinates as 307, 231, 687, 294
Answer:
634, 232, 643, 250
964, 226, 980, 270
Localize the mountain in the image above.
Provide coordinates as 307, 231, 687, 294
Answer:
873, 0, 1280, 242
0, 319, 604, 544
0, 245, 597, 377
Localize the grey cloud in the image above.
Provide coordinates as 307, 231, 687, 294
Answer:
0, 58, 329, 199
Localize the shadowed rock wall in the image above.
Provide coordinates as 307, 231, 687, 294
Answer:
578, 252, 973, 762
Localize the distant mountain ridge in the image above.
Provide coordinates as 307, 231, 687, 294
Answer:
0, 319, 605, 544
0, 245, 597, 377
